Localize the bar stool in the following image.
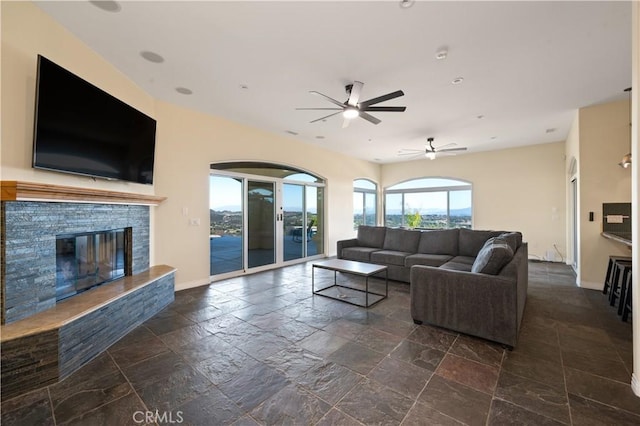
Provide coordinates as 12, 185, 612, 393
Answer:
609, 260, 632, 308
621, 272, 632, 322
603, 255, 632, 295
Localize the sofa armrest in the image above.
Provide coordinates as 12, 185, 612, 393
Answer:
336, 238, 358, 259
410, 265, 520, 347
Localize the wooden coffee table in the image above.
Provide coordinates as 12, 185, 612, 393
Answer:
312, 259, 388, 308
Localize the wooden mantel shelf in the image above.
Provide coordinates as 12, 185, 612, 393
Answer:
1, 181, 166, 206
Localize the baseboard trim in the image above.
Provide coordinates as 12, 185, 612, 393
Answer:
175, 278, 211, 292
632, 373, 640, 397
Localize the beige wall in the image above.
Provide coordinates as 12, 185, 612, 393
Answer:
576, 99, 632, 289
1, 1, 155, 194
153, 100, 380, 288
382, 142, 567, 261
1, 2, 381, 289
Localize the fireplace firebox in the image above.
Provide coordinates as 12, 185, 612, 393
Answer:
55, 228, 132, 301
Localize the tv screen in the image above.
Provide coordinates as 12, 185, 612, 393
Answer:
32, 55, 157, 185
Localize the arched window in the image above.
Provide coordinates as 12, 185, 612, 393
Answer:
353, 179, 377, 229
384, 177, 472, 229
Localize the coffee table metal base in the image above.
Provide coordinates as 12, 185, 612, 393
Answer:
312, 259, 388, 308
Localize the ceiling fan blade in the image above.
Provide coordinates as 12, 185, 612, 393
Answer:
361, 106, 407, 112
438, 147, 468, 153
310, 111, 342, 123
397, 150, 423, 156
296, 107, 342, 110
435, 143, 457, 150
347, 81, 363, 107
309, 91, 345, 108
360, 90, 404, 107
359, 111, 381, 125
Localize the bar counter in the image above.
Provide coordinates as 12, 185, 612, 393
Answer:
602, 231, 632, 247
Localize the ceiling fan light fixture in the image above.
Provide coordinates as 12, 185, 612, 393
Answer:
426, 152, 436, 160
343, 108, 359, 119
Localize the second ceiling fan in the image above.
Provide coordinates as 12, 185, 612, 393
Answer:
398, 137, 468, 160
297, 81, 406, 128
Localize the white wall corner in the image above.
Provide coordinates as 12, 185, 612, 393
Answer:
632, 373, 640, 397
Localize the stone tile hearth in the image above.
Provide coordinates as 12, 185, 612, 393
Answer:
1, 261, 637, 425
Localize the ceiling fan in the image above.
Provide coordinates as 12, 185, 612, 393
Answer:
398, 137, 467, 160
296, 81, 406, 128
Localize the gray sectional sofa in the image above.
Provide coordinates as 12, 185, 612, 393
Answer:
337, 226, 528, 347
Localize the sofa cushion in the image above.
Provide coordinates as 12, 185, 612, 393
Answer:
357, 225, 387, 248
417, 229, 459, 256
448, 256, 476, 266
341, 247, 380, 262
440, 261, 473, 272
498, 232, 522, 253
383, 228, 421, 252
471, 237, 514, 275
458, 228, 503, 257
405, 253, 453, 268
370, 250, 410, 267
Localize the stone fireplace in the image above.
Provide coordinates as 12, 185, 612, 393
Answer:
1, 201, 150, 324
0, 181, 175, 401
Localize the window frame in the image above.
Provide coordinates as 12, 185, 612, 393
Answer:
384, 177, 472, 229
353, 179, 378, 229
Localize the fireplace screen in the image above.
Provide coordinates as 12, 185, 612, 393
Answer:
56, 229, 127, 301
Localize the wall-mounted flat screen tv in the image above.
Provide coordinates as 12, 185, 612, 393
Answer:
32, 55, 157, 185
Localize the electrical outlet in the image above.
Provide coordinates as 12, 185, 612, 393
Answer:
189, 218, 200, 226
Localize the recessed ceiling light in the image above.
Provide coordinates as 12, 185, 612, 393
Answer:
477, 115, 485, 120
374, 158, 381, 162
452, 77, 464, 85
315, 136, 325, 139
435, 49, 448, 60
491, 136, 497, 140
285, 130, 298, 136
239, 84, 249, 90
399, 0, 415, 9
140, 51, 164, 63
176, 87, 193, 95
89, 1, 121, 13
546, 128, 556, 133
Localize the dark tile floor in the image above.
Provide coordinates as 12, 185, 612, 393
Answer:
1, 261, 637, 425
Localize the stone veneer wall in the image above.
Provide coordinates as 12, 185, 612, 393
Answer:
1, 202, 150, 324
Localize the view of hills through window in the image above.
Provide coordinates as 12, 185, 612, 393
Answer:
384, 178, 472, 229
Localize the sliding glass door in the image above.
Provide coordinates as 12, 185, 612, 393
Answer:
210, 165, 325, 279
283, 183, 305, 261
209, 176, 243, 275
247, 180, 276, 268
305, 185, 323, 257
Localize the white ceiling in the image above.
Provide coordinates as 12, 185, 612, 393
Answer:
34, 0, 632, 163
